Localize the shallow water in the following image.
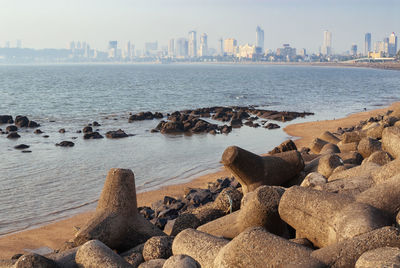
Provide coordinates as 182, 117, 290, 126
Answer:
0, 63, 399, 235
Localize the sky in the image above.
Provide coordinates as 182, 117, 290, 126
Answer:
0, 0, 399, 53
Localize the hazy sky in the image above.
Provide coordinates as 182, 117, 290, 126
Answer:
1, 0, 399, 53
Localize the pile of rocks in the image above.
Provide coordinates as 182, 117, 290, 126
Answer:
127, 106, 313, 135
5, 108, 400, 267
0, 115, 40, 139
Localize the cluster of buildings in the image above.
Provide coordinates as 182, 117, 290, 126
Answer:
0, 28, 398, 63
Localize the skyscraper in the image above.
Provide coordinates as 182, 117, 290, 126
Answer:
351, 44, 358, 56
108, 41, 118, 59
199, 33, 208, 57
176, 38, 188, 58
188, 31, 197, 58
364, 33, 371, 56
224, 38, 237, 56
388, 32, 398, 57
219, 38, 224, 56
322, 30, 332, 56
256, 26, 264, 52
168, 39, 175, 57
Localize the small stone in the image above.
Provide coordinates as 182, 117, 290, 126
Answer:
7, 132, 20, 139
56, 141, 75, 147
14, 144, 30, 150
34, 129, 43, 134
59, 128, 66, 133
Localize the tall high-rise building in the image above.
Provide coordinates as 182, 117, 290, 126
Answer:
122, 41, 132, 60
69, 41, 75, 51
351, 44, 358, 56
188, 31, 197, 58
108, 41, 118, 59
168, 39, 175, 57
219, 38, 224, 56
388, 32, 398, 57
224, 38, 237, 56
199, 33, 208, 57
256, 26, 264, 52
145, 41, 158, 56
176, 38, 188, 58
364, 33, 371, 56
322, 30, 332, 56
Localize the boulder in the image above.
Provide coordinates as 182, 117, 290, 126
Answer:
7, 132, 20, 139
82, 126, 93, 133
75, 240, 132, 268
142, 236, 173, 261
198, 186, 287, 239
73, 169, 164, 252
172, 228, 229, 268
56, 141, 74, 147
357, 137, 382, 158
213, 227, 325, 268
14, 253, 59, 268
355, 247, 400, 268
268, 139, 297, 155
163, 214, 201, 236
6, 125, 18, 132
15, 115, 29, 127
310, 138, 328, 154
317, 154, 343, 178
278, 186, 391, 248
382, 126, 400, 159
311, 226, 400, 268
83, 132, 104, 139
362, 151, 393, 166
221, 146, 304, 194
319, 131, 341, 144
106, 129, 129, 139
163, 255, 200, 268
0, 115, 13, 124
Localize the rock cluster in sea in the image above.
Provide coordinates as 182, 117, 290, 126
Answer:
5, 108, 400, 267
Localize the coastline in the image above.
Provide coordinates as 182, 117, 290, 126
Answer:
1, 101, 400, 259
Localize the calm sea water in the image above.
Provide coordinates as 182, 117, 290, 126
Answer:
0, 63, 399, 236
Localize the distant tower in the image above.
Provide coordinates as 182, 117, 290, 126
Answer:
224, 38, 237, 56
199, 33, 208, 57
168, 39, 175, 57
176, 38, 188, 58
108, 41, 118, 59
322, 30, 332, 56
351, 44, 358, 56
364, 33, 371, 56
256, 26, 264, 53
388, 32, 398, 57
219, 38, 224, 56
69, 41, 75, 51
188, 31, 197, 57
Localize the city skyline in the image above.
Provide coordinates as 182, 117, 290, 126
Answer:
1, 0, 399, 53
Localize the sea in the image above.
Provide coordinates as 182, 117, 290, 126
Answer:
0, 63, 399, 236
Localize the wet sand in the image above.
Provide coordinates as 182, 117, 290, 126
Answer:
1, 101, 400, 259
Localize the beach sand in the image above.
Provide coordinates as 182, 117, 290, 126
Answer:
0, 101, 399, 259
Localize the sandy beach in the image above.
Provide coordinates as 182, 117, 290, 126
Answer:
1, 101, 400, 259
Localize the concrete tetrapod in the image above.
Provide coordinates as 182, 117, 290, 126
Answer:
221, 146, 304, 194
197, 185, 288, 239
73, 168, 164, 252
172, 228, 229, 268
213, 227, 325, 268
278, 186, 391, 248
382, 126, 400, 159
311, 226, 400, 268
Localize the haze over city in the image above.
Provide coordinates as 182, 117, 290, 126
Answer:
1, 0, 399, 53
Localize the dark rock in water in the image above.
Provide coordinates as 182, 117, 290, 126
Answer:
27, 120, 40, 128
34, 129, 43, 134
56, 141, 75, 147
230, 118, 242, 128
0, 115, 13, 124
106, 129, 129, 139
7, 132, 20, 139
160, 121, 184, 134
6, 125, 18, 132
83, 132, 104, 139
82, 126, 93, 133
14, 144, 30, 150
71, 137, 78, 140
76, 130, 82, 133
14, 253, 58, 268
220, 125, 232, 134
269, 139, 298, 155
15, 115, 29, 127
59, 128, 66, 133
43, 135, 50, 138
264, 123, 280, 129
22, 150, 32, 153
129, 111, 163, 122
150, 129, 159, 133
93, 121, 101, 126
244, 121, 254, 127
